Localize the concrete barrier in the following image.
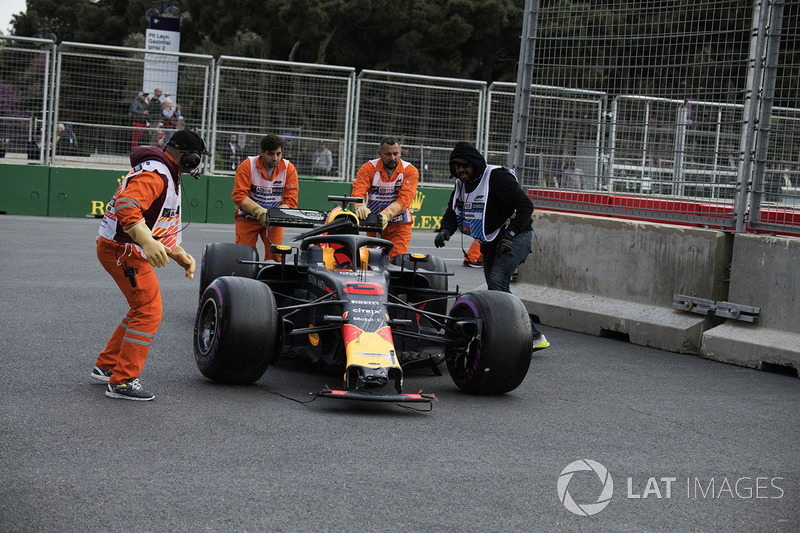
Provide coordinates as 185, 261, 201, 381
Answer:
513, 211, 733, 354
701, 233, 800, 374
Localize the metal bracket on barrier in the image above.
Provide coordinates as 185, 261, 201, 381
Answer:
673, 294, 760, 323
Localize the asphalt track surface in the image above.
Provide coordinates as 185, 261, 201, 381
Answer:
1, 215, 798, 533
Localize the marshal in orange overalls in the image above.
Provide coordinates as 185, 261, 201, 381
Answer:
232, 150, 299, 261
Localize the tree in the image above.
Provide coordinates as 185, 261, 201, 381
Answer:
181, 0, 525, 82
12, 0, 151, 46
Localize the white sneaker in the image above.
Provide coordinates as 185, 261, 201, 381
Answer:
532, 334, 550, 352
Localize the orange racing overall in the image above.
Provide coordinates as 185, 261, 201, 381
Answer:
232, 155, 299, 261
94, 147, 183, 385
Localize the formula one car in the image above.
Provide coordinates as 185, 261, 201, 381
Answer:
193, 196, 533, 403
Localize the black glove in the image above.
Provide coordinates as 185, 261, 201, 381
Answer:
434, 229, 451, 248
498, 231, 515, 255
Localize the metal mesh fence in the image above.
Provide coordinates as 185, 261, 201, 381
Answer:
212, 57, 355, 178
748, 0, 800, 232
762, 106, 800, 208
515, 0, 798, 233
52, 42, 214, 169
608, 96, 741, 199
514, 0, 755, 226
0, 36, 55, 164
486, 82, 607, 189
0, 1, 798, 234
353, 70, 485, 185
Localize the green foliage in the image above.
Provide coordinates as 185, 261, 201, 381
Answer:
6, 0, 799, 106
12, 0, 151, 45
11, 0, 528, 82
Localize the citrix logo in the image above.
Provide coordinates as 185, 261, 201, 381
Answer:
557, 459, 614, 516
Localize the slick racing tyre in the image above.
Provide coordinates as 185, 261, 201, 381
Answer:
445, 290, 533, 394
194, 276, 281, 384
199, 242, 259, 297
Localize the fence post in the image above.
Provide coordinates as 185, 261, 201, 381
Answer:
736, 0, 770, 232
674, 103, 687, 196
749, 0, 785, 228
45, 41, 57, 166
508, 0, 539, 175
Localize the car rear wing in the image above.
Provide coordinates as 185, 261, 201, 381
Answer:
266, 207, 328, 228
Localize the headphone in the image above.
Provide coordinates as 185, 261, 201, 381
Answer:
165, 130, 207, 176
181, 151, 201, 170
164, 142, 203, 178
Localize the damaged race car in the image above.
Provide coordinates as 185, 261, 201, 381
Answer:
193, 196, 533, 404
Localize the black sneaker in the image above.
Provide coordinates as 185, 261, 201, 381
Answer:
90, 366, 112, 383
105, 378, 155, 401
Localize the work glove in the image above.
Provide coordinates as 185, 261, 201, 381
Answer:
124, 219, 169, 268
169, 245, 196, 279
378, 202, 402, 230
354, 204, 371, 221
434, 229, 451, 248
379, 211, 390, 230
253, 206, 269, 226
498, 231, 515, 255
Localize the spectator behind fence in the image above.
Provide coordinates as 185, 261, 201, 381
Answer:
223, 133, 240, 171
312, 140, 333, 175
296, 142, 312, 174
54, 123, 64, 151
282, 131, 294, 160
56, 122, 79, 156
243, 135, 259, 158
26, 132, 43, 160
128, 91, 149, 149
160, 99, 178, 146
174, 102, 184, 130
561, 159, 585, 189
148, 88, 163, 145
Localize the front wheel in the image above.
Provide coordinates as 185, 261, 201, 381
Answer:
199, 242, 259, 297
194, 276, 281, 384
445, 290, 532, 394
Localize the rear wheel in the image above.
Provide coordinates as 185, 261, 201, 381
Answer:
445, 290, 532, 394
391, 254, 449, 318
391, 254, 450, 365
199, 242, 259, 296
194, 276, 281, 384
